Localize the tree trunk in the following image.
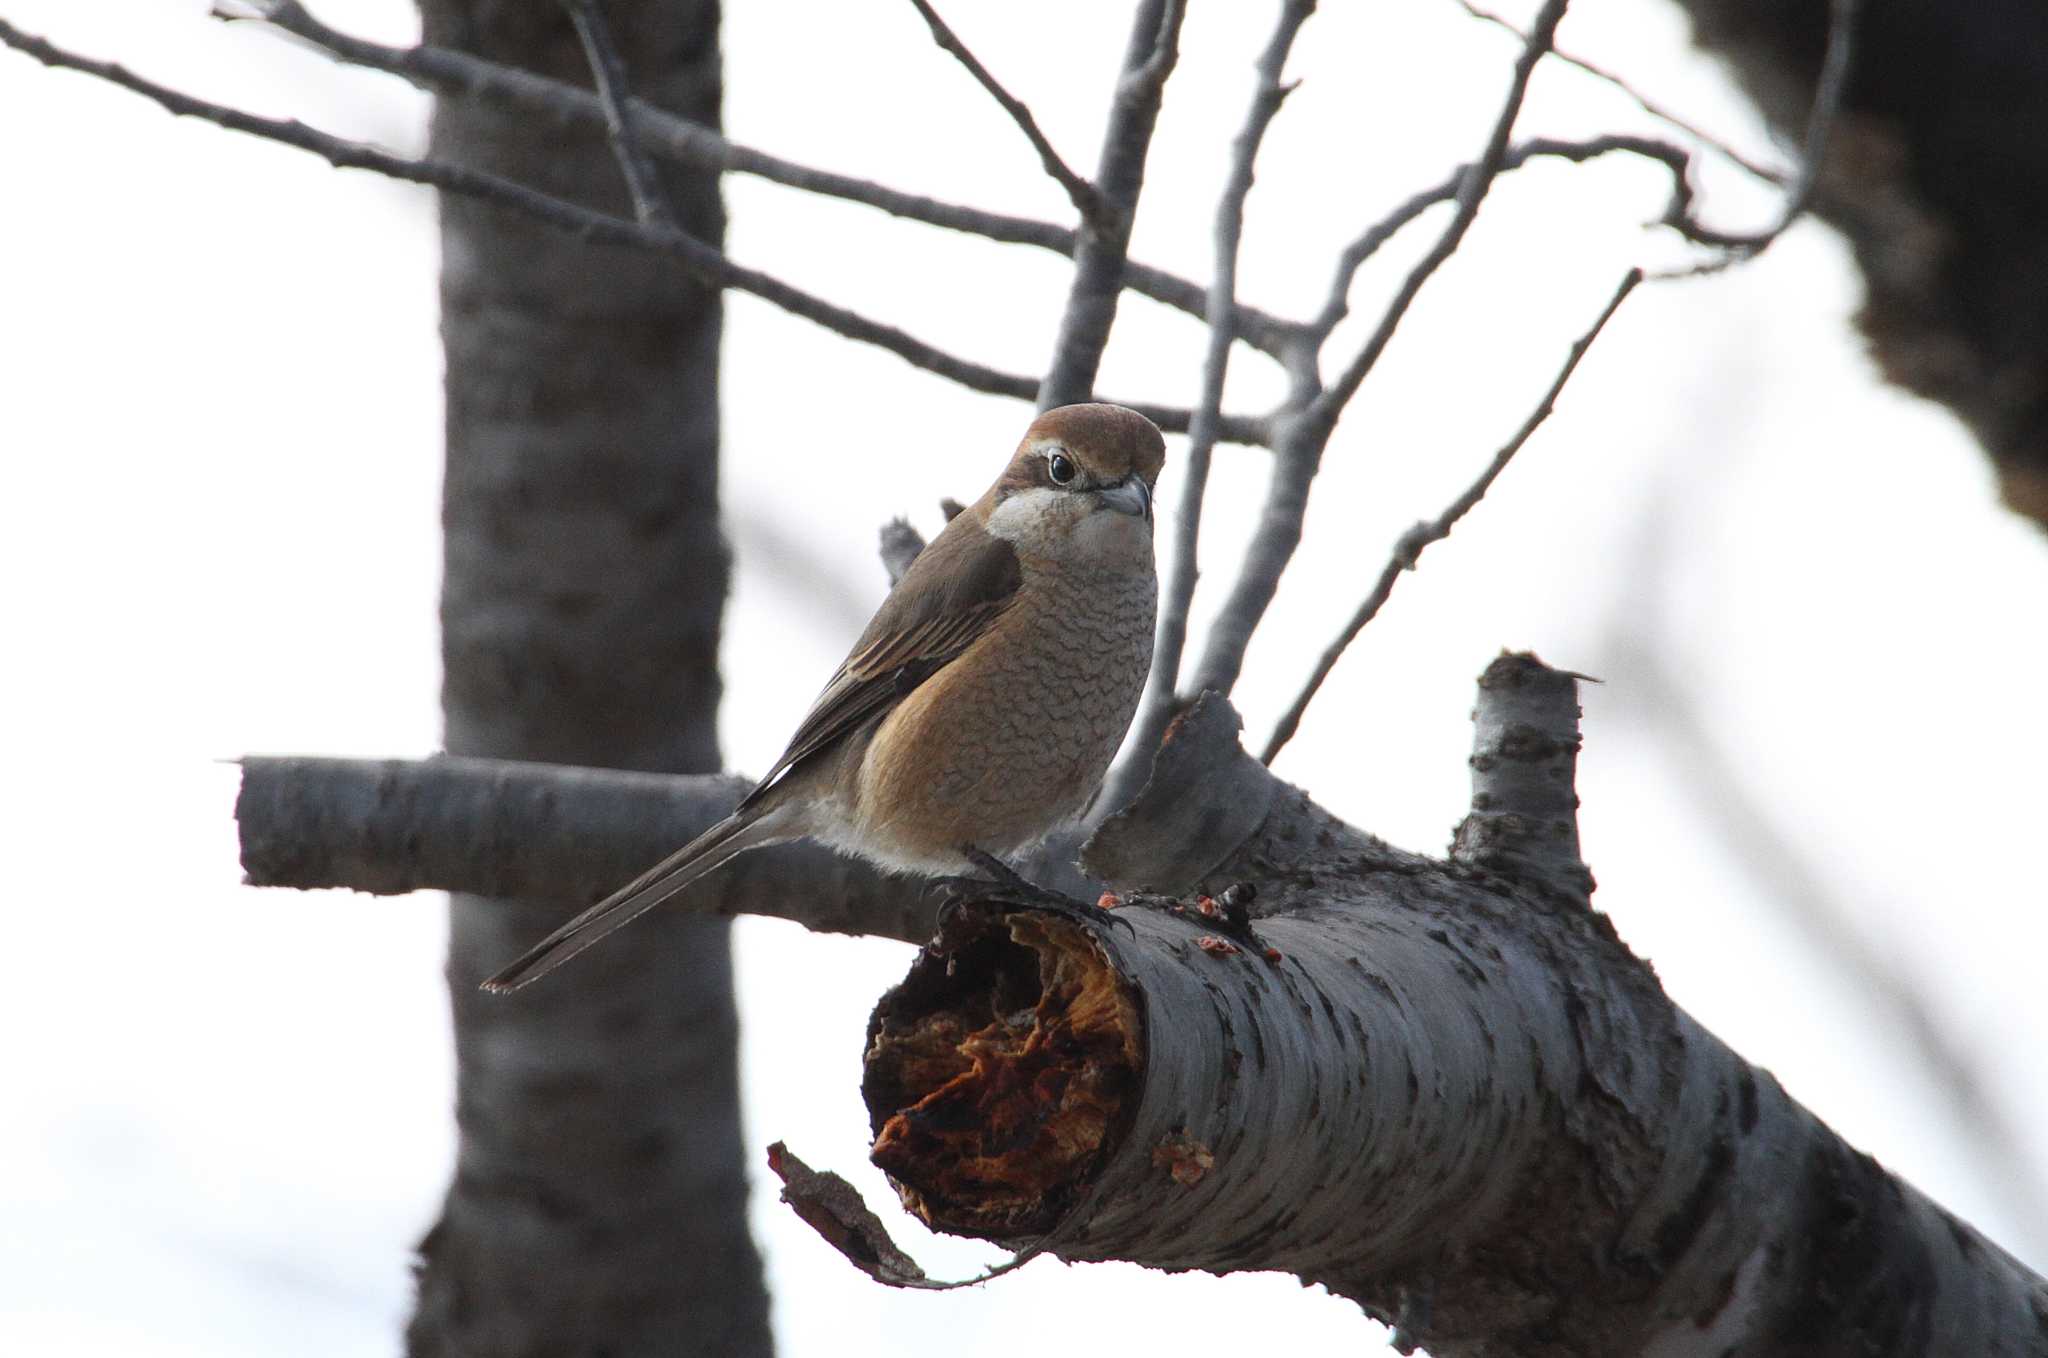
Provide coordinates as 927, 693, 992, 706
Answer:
1670, 0, 2048, 530
407, 2, 769, 1353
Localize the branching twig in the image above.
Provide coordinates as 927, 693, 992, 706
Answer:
1261, 268, 1640, 764
0, 16, 1263, 443
563, 0, 674, 227
1449, 0, 1789, 187
1314, 0, 1568, 427
1114, 0, 1316, 815
1038, 0, 1187, 409
1655, 0, 1861, 272
217, 0, 1305, 358
905, 0, 1100, 225
1186, 0, 1571, 700
1308, 134, 1697, 341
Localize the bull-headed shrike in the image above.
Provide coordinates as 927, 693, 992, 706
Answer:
484, 403, 1165, 992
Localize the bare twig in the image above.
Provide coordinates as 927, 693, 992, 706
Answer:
1308, 134, 1697, 341
0, 17, 1263, 443
563, 0, 674, 227
1038, 0, 1187, 409
1113, 0, 1317, 815
1654, 0, 1861, 271
1187, 0, 1572, 700
1315, 0, 1569, 426
1449, 0, 1789, 187
220, 0, 1305, 359
905, 0, 1100, 224
1261, 268, 1640, 764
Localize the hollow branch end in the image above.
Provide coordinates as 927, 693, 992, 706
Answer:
863, 910, 1141, 1241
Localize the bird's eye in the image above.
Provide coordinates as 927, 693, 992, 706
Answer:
1047, 451, 1077, 485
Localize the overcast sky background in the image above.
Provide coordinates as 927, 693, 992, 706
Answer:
5, 1, 2045, 1354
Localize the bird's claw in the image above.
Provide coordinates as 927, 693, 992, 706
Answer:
934, 847, 1135, 935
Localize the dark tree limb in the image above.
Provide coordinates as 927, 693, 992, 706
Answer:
1664, 0, 2048, 528
235, 756, 941, 944
1037, 0, 1186, 409
904, 0, 1101, 225
1262, 270, 1640, 764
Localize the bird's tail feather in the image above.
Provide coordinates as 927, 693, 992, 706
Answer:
482, 810, 790, 993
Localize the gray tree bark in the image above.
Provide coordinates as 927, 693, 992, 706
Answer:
1669, 0, 2048, 530
240, 662, 2048, 1355
407, 2, 769, 1353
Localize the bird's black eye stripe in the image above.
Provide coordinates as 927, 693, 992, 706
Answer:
1046, 450, 1077, 485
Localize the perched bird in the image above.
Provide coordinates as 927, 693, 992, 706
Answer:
484, 403, 1166, 992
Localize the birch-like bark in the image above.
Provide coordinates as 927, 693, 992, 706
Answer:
852, 679, 2048, 1357
238, 662, 2048, 1350
409, 2, 768, 1354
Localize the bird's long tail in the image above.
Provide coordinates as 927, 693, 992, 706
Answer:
482, 809, 792, 993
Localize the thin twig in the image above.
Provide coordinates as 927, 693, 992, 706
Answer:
1261, 268, 1641, 764
1449, 0, 1788, 187
219, 1, 1305, 359
1308, 134, 1699, 341
1654, 0, 1861, 273
1038, 0, 1187, 409
1187, 0, 1572, 700
563, 0, 674, 227
0, 17, 1261, 443
1112, 0, 1317, 815
905, 0, 1100, 224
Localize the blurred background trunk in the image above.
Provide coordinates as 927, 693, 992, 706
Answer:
409, 2, 770, 1353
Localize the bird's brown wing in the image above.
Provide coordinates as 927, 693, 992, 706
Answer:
738, 513, 1021, 810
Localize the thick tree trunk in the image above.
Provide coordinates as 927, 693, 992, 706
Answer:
1669, 0, 2048, 529
407, 2, 769, 1354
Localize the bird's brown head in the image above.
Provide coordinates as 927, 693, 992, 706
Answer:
979, 404, 1166, 555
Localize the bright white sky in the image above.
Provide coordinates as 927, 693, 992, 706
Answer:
4, 1, 2044, 1354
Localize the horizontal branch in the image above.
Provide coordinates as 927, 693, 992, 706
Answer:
235, 756, 942, 944
219, 0, 1305, 357
0, 17, 1266, 444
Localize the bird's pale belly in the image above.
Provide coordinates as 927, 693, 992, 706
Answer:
851, 560, 1155, 873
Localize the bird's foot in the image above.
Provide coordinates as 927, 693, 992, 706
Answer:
934, 847, 1134, 935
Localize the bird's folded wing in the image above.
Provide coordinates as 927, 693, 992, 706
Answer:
740, 514, 1021, 809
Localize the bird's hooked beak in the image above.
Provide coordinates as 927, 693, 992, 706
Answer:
1095, 474, 1153, 522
